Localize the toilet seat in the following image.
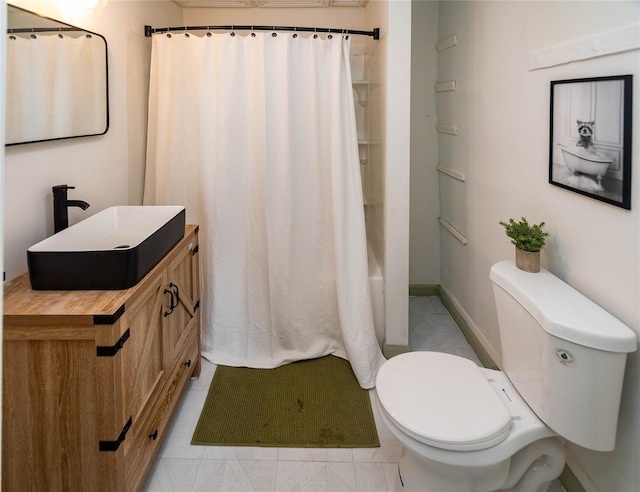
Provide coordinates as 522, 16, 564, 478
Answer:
376, 351, 512, 451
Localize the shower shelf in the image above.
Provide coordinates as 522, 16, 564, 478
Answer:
358, 141, 369, 166
352, 80, 369, 106
351, 67, 369, 218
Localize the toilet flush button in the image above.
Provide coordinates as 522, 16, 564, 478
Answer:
555, 348, 575, 366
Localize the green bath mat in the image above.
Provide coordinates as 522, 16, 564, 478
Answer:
191, 355, 380, 448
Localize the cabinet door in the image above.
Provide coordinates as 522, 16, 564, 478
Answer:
120, 274, 167, 467
164, 235, 200, 366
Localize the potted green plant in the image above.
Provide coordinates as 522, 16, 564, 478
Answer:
499, 217, 550, 272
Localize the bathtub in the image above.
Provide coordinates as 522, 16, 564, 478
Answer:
368, 243, 385, 346
560, 145, 612, 183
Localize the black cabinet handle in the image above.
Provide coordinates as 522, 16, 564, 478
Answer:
149, 429, 158, 441
163, 288, 174, 317
170, 283, 180, 309
184, 359, 191, 368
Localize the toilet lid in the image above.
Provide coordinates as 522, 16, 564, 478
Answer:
376, 351, 512, 451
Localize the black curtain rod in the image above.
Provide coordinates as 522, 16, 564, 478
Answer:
8, 27, 85, 34
144, 24, 379, 40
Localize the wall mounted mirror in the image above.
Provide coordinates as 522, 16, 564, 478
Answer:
6, 4, 109, 146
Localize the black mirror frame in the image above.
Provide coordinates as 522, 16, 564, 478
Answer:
5, 4, 109, 146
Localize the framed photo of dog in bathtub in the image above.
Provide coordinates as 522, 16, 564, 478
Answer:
549, 75, 633, 210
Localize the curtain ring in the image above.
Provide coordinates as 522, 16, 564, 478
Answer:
272, 32, 277, 37
231, 32, 236, 37
166, 33, 172, 38
293, 33, 297, 39
251, 32, 256, 37
328, 34, 333, 40
58, 33, 63, 39
30, 34, 37, 39
185, 32, 190, 37
9, 35, 16, 41
206, 32, 212, 37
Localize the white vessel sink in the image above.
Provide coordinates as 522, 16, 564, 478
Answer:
28, 206, 186, 290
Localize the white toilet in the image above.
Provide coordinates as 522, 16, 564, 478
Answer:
376, 260, 637, 491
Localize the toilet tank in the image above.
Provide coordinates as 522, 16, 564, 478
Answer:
490, 260, 637, 451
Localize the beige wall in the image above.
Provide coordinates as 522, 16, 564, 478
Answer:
3, 0, 182, 280
409, 0, 439, 286
436, 2, 639, 490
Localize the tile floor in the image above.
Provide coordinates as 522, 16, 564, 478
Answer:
142, 296, 564, 492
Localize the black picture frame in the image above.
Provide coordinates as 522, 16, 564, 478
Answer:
549, 75, 632, 210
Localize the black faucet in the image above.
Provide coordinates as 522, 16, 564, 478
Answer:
52, 185, 90, 233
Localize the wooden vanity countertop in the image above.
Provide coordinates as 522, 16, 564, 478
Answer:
3, 224, 198, 327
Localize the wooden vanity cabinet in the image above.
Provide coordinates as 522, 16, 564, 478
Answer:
2, 225, 201, 492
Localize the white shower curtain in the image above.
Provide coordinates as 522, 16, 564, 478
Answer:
144, 31, 384, 388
